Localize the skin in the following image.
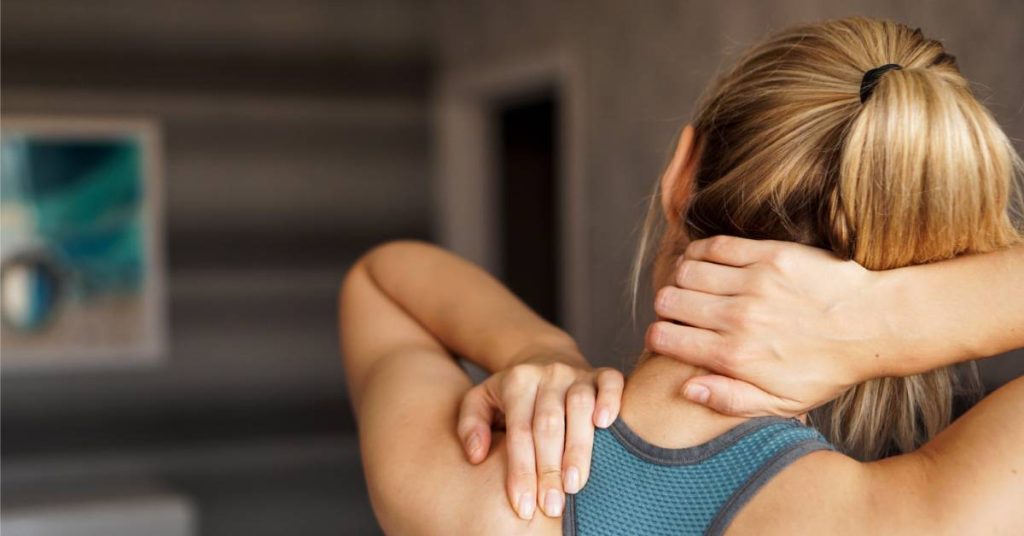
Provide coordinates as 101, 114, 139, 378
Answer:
339, 240, 622, 527
341, 126, 1024, 534
620, 355, 1024, 535
656, 236, 1024, 416
458, 358, 624, 505
472, 239, 1024, 494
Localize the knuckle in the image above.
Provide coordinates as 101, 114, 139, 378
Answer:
646, 321, 671, 351
507, 421, 535, 439
685, 237, 709, 258
502, 367, 535, 390
766, 248, 791, 271
725, 300, 755, 325
512, 468, 537, 481
716, 341, 745, 371
724, 391, 752, 417
675, 259, 695, 287
534, 411, 565, 435
458, 390, 481, 411
721, 392, 739, 414
707, 236, 732, 257
544, 362, 575, 381
644, 323, 659, 349
563, 444, 591, 462
596, 368, 624, 390
741, 302, 765, 329
654, 286, 676, 314
746, 275, 771, 296
716, 354, 737, 373
538, 466, 563, 479
566, 389, 594, 410
468, 382, 488, 397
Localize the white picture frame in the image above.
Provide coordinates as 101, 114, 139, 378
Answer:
0, 116, 167, 371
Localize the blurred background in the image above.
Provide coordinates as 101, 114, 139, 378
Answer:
1, 1, 1021, 534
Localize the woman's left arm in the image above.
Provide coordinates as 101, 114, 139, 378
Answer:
341, 241, 619, 526
344, 241, 584, 383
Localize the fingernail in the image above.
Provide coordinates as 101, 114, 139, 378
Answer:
466, 432, 481, 457
564, 466, 581, 494
544, 489, 564, 517
596, 409, 611, 428
517, 492, 535, 520
684, 383, 711, 404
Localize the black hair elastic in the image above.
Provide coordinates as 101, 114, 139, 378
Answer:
859, 63, 902, 103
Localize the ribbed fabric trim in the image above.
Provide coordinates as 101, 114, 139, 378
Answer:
704, 438, 833, 536
607, 416, 800, 466
562, 493, 577, 536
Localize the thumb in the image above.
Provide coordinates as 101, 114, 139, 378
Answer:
457, 382, 497, 463
681, 375, 798, 418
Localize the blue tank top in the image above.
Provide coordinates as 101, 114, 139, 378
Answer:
562, 416, 832, 536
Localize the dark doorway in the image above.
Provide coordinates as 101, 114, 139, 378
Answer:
496, 93, 561, 324
495, 94, 561, 325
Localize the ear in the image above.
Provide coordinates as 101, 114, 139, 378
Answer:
660, 125, 699, 224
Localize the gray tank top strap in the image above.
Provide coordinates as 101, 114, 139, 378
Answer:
704, 436, 830, 535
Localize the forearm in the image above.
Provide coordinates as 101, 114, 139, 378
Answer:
870, 244, 1024, 377
360, 240, 584, 372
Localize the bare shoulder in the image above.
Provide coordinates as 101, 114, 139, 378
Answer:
726, 447, 955, 536
725, 450, 872, 535
728, 379, 1024, 535
354, 348, 562, 535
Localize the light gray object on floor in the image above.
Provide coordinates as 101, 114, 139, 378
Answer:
1, 490, 195, 536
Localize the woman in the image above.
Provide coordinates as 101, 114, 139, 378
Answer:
340, 17, 1024, 534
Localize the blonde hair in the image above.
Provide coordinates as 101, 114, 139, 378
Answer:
635, 17, 1022, 460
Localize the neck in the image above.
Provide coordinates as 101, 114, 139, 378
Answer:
618, 353, 749, 448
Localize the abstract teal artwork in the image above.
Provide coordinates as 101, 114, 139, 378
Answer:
1, 118, 166, 369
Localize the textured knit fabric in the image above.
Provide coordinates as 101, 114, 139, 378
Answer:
563, 416, 832, 536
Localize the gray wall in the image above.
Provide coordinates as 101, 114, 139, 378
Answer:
2, 1, 432, 534
436, 0, 1024, 384
2, 2, 1021, 535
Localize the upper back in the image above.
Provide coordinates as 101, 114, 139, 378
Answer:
563, 416, 832, 536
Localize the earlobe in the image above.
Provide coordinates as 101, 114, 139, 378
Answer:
660, 125, 699, 223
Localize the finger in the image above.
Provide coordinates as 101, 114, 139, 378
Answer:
533, 382, 569, 517
681, 375, 801, 418
593, 368, 624, 429
456, 383, 496, 464
563, 380, 596, 495
653, 287, 731, 330
646, 321, 734, 373
684, 236, 776, 267
675, 258, 747, 296
503, 382, 540, 520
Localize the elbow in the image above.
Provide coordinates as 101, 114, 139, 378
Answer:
338, 239, 426, 310
337, 239, 439, 385
355, 239, 437, 270
337, 238, 444, 316
338, 256, 367, 311
337, 261, 366, 370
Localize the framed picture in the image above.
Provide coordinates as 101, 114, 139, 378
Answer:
0, 116, 167, 371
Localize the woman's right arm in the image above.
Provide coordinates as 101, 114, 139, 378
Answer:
728, 375, 1024, 534
647, 237, 1023, 416
877, 243, 1023, 374
886, 374, 1024, 533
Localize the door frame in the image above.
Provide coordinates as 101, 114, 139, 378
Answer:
434, 50, 589, 342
